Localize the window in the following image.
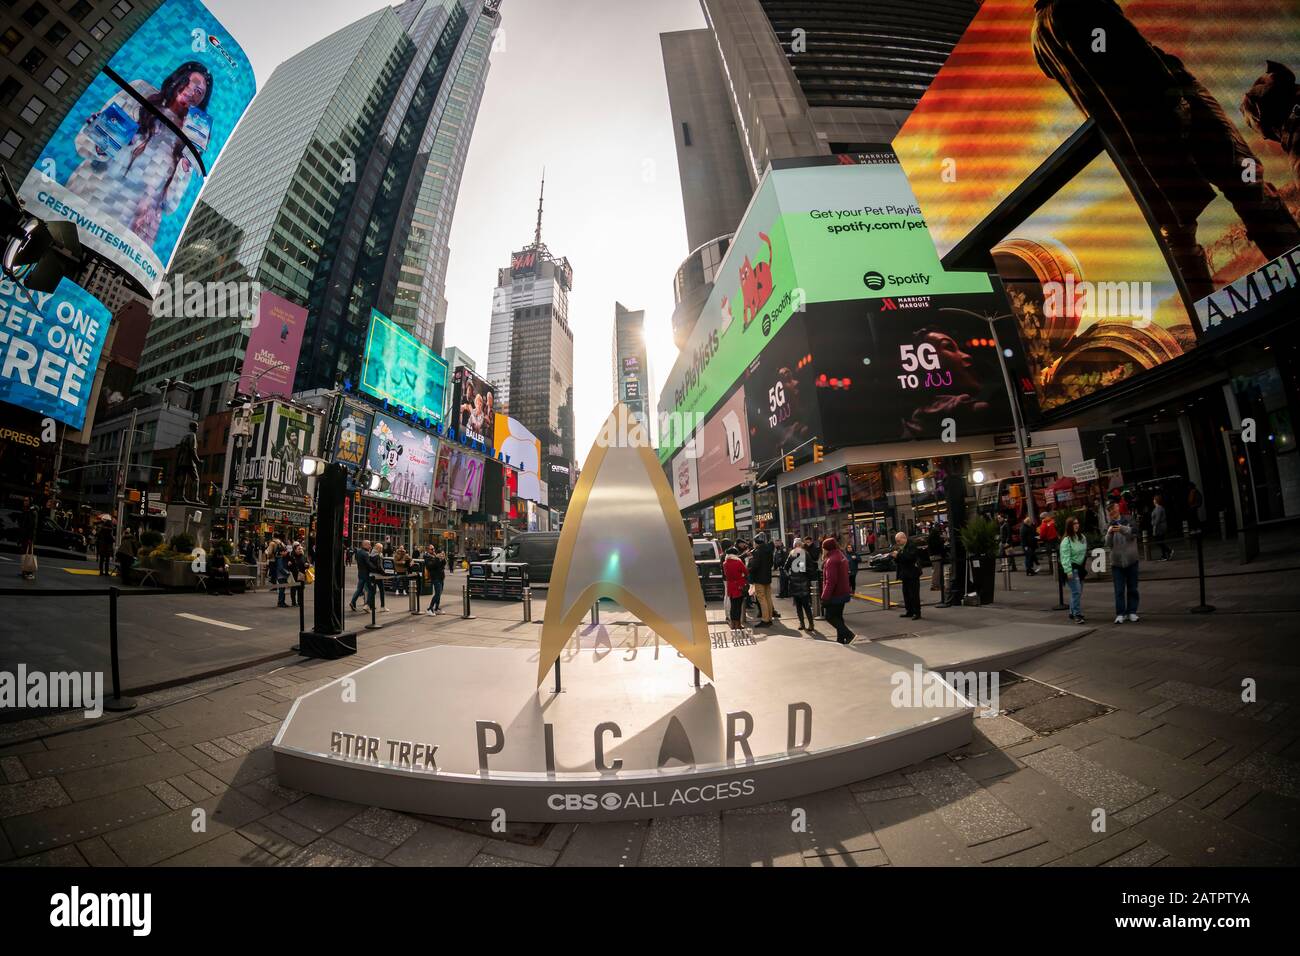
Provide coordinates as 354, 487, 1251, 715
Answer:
89, 17, 111, 40
19, 47, 46, 75
681, 121, 692, 146
0, 129, 22, 160
0, 27, 20, 56
19, 95, 45, 124
112, 0, 132, 17
67, 41, 89, 65
22, 2, 47, 27
68, 0, 92, 20
0, 77, 20, 104
42, 66, 67, 94
44, 21, 68, 45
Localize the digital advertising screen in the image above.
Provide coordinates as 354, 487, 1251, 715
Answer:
359, 310, 448, 423
670, 446, 699, 511
333, 404, 372, 468
0, 277, 112, 430
263, 403, 315, 508
495, 413, 543, 502
658, 156, 993, 461
238, 292, 306, 400
447, 450, 485, 512
893, 0, 1300, 331
430, 443, 453, 508
364, 412, 438, 506
452, 367, 496, 446
18, 0, 256, 295
695, 386, 751, 503
742, 318, 821, 469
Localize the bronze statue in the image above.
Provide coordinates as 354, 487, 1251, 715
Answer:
171, 420, 202, 504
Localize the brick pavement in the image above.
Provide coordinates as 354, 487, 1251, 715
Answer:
1, 528, 1296, 866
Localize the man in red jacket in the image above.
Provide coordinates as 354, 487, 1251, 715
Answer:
723, 547, 749, 630
820, 537, 855, 644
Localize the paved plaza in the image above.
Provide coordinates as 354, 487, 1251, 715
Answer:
1, 531, 1297, 867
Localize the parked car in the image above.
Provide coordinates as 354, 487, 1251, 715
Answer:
502, 532, 561, 584
693, 538, 725, 601
0, 509, 87, 555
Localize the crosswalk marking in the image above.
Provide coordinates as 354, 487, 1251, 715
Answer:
176, 613, 251, 631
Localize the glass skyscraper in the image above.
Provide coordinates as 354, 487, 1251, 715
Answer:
135, 0, 500, 417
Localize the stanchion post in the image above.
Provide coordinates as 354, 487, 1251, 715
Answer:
553, 655, 561, 694
104, 586, 136, 712
880, 574, 891, 610
461, 582, 474, 620
298, 583, 306, 632
522, 585, 532, 623
1190, 530, 1216, 613
591, 600, 600, 625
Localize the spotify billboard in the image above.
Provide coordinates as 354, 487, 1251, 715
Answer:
658, 152, 993, 461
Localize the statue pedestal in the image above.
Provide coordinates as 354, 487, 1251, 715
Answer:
165, 503, 211, 550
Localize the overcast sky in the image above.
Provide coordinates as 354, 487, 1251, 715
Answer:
208, 0, 707, 454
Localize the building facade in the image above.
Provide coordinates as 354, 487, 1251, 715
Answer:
612, 302, 651, 434
134, 0, 500, 421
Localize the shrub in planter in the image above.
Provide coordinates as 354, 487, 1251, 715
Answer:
169, 532, 196, 554
960, 516, 1000, 604
140, 530, 163, 549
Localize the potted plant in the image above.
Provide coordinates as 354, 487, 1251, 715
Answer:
960, 516, 1000, 604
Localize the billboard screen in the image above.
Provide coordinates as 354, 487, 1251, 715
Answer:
695, 386, 751, 502
893, 0, 1300, 340
359, 309, 448, 423
452, 366, 496, 446
333, 404, 372, 468
430, 443, 453, 508
0, 277, 112, 430
670, 446, 699, 510
238, 291, 306, 399
742, 318, 821, 468
18, 0, 256, 295
263, 403, 315, 508
365, 412, 438, 506
495, 413, 543, 502
447, 450, 484, 512
658, 156, 993, 460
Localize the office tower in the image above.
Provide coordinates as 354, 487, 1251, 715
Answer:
661, 0, 979, 349
486, 173, 573, 417
134, 0, 501, 418
612, 302, 651, 434
1, 0, 165, 184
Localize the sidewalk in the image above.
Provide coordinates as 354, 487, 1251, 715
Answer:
1, 535, 1296, 867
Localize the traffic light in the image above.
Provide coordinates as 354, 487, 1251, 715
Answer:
813, 443, 824, 464
155, 464, 166, 487
783, 455, 794, 473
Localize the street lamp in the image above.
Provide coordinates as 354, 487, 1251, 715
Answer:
940, 307, 1038, 525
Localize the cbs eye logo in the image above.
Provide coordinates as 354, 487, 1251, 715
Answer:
863, 271, 886, 291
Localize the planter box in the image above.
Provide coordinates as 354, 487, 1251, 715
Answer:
969, 556, 997, 605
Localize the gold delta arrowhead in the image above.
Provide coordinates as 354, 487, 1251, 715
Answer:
537, 404, 714, 686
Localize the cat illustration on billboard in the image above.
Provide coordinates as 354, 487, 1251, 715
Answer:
738, 231, 774, 330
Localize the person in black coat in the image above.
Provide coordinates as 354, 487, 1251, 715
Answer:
94, 521, 115, 575
997, 512, 1017, 572
1021, 514, 1039, 575
893, 531, 923, 620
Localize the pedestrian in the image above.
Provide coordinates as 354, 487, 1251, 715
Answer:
746, 533, 774, 627
208, 548, 232, 595
723, 547, 749, 630
350, 540, 372, 611
369, 542, 388, 612
845, 542, 860, 595
425, 547, 447, 615
266, 536, 289, 607
18, 496, 38, 580
1038, 510, 1059, 575
1060, 516, 1088, 624
927, 521, 946, 591
1021, 514, 1039, 575
997, 512, 1018, 572
784, 540, 816, 632
1106, 504, 1141, 624
820, 537, 855, 644
774, 538, 789, 598
287, 542, 308, 606
393, 545, 410, 595
892, 530, 923, 620
866, 528, 877, 554
1150, 493, 1173, 560
95, 520, 114, 576
116, 529, 137, 584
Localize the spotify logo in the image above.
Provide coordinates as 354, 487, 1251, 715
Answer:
863, 271, 885, 291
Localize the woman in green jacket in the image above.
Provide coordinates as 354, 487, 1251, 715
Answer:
1059, 517, 1088, 624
